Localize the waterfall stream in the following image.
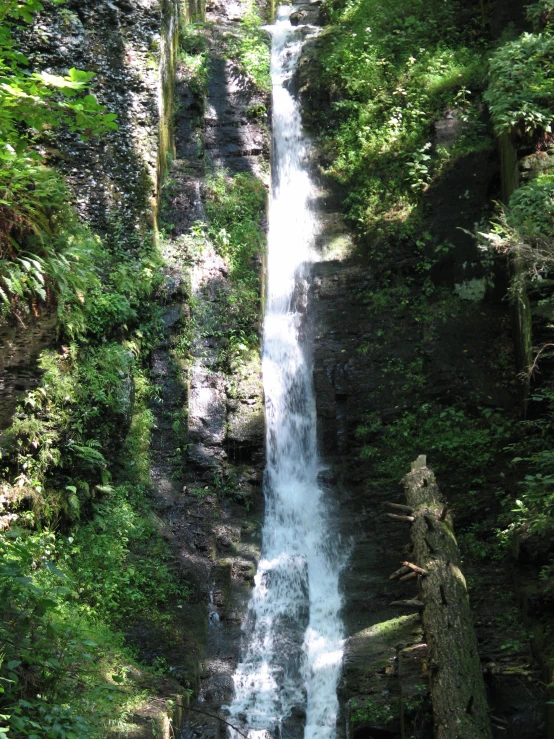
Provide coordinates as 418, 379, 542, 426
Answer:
227, 7, 344, 738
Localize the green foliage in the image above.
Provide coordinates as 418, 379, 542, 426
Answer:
0, 1, 116, 150
179, 24, 209, 97
350, 685, 427, 728
527, 0, 554, 31
508, 173, 554, 240
0, 527, 94, 737
458, 521, 505, 561
0, 528, 150, 738
60, 484, 191, 623
0, 4, 193, 737
203, 169, 266, 362
0, 336, 191, 736
205, 170, 265, 276
476, 175, 554, 293
357, 404, 510, 482
485, 31, 554, 135
178, 1, 269, 98
0, 0, 118, 322
312, 0, 488, 235
3, 343, 135, 522
504, 388, 554, 537
351, 697, 394, 725
227, 1, 271, 93
0, 154, 102, 327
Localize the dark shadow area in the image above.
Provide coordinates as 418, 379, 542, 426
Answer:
0, 312, 58, 433
204, 55, 267, 175
353, 729, 401, 739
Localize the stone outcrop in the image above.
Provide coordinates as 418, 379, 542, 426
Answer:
309, 220, 544, 739
19, 0, 183, 238
152, 2, 270, 733
0, 313, 57, 432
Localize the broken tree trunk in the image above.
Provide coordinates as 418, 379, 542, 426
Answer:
400, 458, 493, 739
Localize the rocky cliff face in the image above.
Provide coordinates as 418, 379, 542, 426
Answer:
20, 0, 183, 237
153, 2, 270, 733
1, 0, 184, 438
0, 314, 57, 432
310, 260, 545, 738
1, 0, 267, 734
295, 4, 548, 738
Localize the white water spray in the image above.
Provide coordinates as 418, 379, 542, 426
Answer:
227, 7, 344, 739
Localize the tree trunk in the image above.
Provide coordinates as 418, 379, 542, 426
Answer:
399, 458, 493, 739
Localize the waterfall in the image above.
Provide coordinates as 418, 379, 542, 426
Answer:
227, 6, 344, 738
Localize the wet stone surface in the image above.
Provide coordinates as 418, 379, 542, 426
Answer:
18, 0, 182, 240
154, 0, 270, 732
0, 313, 58, 432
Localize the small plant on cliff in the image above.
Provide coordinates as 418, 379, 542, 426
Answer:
225, 0, 271, 93
476, 175, 554, 293
179, 23, 209, 97
0, 157, 104, 329
350, 697, 394, 725
204, 169, 266, 363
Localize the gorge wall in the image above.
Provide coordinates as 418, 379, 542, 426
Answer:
297, 1, 554, 737
2, 0, 184, 435
2, 0, 554, 737
1, 0, 269, 735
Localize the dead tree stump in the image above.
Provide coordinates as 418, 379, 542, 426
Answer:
395, 457, 493, 739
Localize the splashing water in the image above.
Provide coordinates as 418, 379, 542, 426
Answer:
227, 7, 344, 739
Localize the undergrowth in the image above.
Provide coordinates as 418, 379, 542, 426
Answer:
0, 4, 195, 735
311, 0, 491, 239
0, 326, 191, 736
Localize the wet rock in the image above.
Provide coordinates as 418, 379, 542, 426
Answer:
187, 442, 225, 470
189, 367, 227, 447
214, 524, 240, 551
289, 4, 321, 26
520, 150, 554, 180
0, 313, 58, 430
434, 109, 465, 150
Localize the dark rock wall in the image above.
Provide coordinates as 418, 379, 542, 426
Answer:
309, 257, 543, 737
19, 0, 181, 238
0, 0, 186, 433
295, 2, 547, 737
0, 313, 58, 433
153, 4, 270, 734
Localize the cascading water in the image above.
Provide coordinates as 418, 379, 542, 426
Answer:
227, 7, 344, 739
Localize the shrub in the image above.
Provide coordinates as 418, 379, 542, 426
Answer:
485, 31, 554, 135
311, 0, 488, 235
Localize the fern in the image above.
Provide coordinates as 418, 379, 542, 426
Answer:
0, 1, 117, 327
